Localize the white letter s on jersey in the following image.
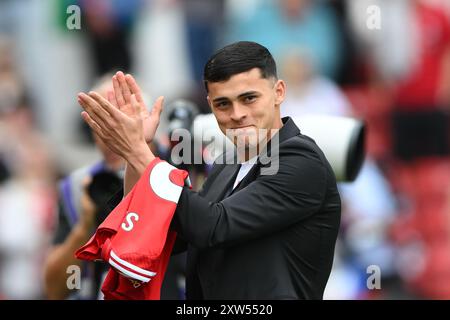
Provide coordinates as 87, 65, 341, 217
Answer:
121, 212, 139, 231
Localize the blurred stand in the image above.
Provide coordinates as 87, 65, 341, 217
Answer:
347, 0, 450, 298
1, 0, 449, 300
0, 36, 57, 299
276, 49, 397, 299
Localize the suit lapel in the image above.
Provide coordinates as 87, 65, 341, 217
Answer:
229, 117, 301, 195
201, 116, 301, 200
228, 162, 259, 196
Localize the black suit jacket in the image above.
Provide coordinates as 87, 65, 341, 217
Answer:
172, 117, 341, 299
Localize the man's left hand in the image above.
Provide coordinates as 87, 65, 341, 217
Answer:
77, 90, 148, 161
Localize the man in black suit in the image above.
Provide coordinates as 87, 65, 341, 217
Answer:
78, 41, 341, 299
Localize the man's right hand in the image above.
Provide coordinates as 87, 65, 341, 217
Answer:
109, 71, 164, 144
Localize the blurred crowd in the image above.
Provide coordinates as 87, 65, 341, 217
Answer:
1, 0, 450, 299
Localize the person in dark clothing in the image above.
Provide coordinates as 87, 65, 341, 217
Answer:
77, 41, 341, 299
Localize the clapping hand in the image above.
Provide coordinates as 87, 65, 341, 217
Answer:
109, 71, 164, 144
77, 71, 163, 161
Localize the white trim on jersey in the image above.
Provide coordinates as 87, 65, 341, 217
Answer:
108, 258, 151, 283
110, 250, 157, 278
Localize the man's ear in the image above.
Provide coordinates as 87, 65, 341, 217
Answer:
206, 95, 212, 109
274, 79, 286, 106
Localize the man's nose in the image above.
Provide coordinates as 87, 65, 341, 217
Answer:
230, 103, 247, 122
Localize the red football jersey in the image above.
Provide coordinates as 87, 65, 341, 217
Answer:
75, 158, 189, 299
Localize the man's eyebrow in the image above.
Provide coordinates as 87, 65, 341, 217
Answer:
212, 91, 260, 103
237, 91, 259, 98
212, 96, 230, 103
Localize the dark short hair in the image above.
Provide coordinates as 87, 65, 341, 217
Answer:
203, 41, 277, 92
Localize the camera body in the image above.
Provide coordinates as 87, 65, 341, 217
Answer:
165, 99, 201, 171
292, 115, 365, 182
87, 170, 123, 227
167, 99, 199, 138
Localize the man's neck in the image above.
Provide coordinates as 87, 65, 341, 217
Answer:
237, 148, 258, 164
238, 129, 281, 163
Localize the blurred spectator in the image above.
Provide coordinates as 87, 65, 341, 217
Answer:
181, 0, 226, 85
180, 0, 226, 113
326, 0, 360, 85
78, 0, 143, 75
333, 160, 398, 299
280, 51, 351, 118
44, 74, 188, 300
389, 0, 450, 299
348, 0, 450, 298
348, 0, 450, 160
391, 0, 450, 161
275, 47, 398, 299
43, 75, 125, 299
226, 0, 345, 80
0, 44, 57, 298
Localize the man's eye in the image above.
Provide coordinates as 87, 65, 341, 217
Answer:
244, 96, 256, 103
215, 101, 229, 108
